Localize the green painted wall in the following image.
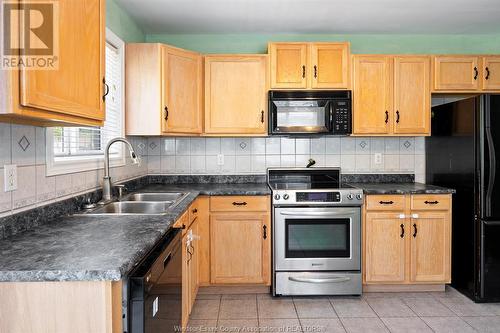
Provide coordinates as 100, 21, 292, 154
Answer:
106, 0, 145, 42
145, 34, 500, 54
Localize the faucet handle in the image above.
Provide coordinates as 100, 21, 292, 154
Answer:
115, 184, 127, 199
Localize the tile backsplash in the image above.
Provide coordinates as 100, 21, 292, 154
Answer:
144, 136, 426, 182
0, 121, 426, 219
0, 123, 148, 217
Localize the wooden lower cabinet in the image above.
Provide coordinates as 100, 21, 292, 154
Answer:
181, 200, 202, 328
410, 211, 451, 283
210, 212, 270, 284
365, 212, 406, 283
0, 281, 122, 333
364, 194, 452, 286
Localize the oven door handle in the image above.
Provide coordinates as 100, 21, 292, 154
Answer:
279, 210, 357, 217
288, 276, 351, 284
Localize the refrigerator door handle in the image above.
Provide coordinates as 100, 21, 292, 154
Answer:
482, 220, 500, 226
485, 103, 496, 217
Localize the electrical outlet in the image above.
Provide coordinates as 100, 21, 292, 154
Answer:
4, 165, 17, 192
374, 153, 383, 165
217, 154, 224, 166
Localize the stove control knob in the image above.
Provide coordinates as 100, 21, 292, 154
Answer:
347, 194, 354, 200
356, 194, 363, 200
283, 194, 290, 200
274, 194, 281, 200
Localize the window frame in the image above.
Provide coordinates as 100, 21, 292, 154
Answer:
45, 28, 126, 176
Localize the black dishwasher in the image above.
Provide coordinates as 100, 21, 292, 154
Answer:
128, 228, 182, 333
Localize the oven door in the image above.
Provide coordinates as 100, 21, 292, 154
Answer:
270, 99, 332, 134
274, 207, 360, 271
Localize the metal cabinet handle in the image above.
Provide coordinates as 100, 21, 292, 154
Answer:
385, 111, 389, 124
379, 200, 394, 205
263, 225, 267, 240
400, 224, 405, 238
102, 77, 109, 102
413, 223, 418, 238
302, 65, 306, 78
412, 213, 419, 218
232, 201, 247, 206
314, 65, 318, 78
474, 67, 479, 80
486, 67, 490, 80
289, 276, 351, 284
261, 110, 264, 123
396, 110, 400, 123
424, 200, 439, 205
164, 106, 169, 121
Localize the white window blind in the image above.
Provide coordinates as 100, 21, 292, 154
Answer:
46, 29, 125, 176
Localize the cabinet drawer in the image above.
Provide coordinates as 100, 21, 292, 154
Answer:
365, 195, 405, 211
411, 195, 450, 210
210, 196, 269, 212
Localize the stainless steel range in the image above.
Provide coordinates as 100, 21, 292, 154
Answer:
268, 168, 363, 296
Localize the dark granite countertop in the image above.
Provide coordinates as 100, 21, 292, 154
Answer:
0, 182, 270, 282
349, 182, 456, 194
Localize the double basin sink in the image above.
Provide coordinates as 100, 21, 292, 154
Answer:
81, 192, 189, 215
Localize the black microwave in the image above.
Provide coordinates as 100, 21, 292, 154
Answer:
268, 90, 351, 135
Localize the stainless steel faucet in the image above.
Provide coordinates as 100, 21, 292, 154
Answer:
100, 137, 139, 204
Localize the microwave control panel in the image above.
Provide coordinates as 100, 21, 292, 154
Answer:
332, 101, 351, 134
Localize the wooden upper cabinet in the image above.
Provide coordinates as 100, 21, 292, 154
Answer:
162, 46, 203, 134
433, 56, 480, 91
0, 0, 105, 126
204, 55, 268, 135
210, 212, 270, 284
410, 211, 451, 283
126, 43, 202, 136
310, 43, 349, 89
393, 56, 430, 135
365, 212, 407, 283
269, 42, 350, 89
352, 55, 393, 135
482, 56, 500, 90
269, 43, 308, 89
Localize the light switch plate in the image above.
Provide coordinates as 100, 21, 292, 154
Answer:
374, 153, 383, 165
4, 165, 17, 192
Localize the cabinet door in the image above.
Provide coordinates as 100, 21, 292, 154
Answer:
269, 43, 308, 89
195, 197, 211, 286
162, 47, 203, 134
20, 0, 105, 121
365, 212, 407, 283
393, 56, 431, 135
310, 43, 349, 89
352, 56, 393, 134
482, 56, 500, 91
433, 56, 480, 91
410, 211, 451, 283
181, 233, 190, 328
210, 212, 270, 284
189, 219, 199, 310
205, 56, 268, 135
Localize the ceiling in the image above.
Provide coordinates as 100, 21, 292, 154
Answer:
116, 0, 500, 34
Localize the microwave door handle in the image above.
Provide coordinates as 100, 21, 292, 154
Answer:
327, 101, 333, 131
280, 210, 358, 217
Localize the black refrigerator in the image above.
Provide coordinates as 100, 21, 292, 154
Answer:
426, 94, 500, 302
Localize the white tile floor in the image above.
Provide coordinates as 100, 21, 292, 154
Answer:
187, 287, 500, 332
